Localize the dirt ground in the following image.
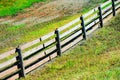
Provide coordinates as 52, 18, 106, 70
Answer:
0, 0, 89, 26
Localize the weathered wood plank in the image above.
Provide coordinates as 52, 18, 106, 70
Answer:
86, 6, 116, 36
45, 46, 57, 54
0, 57, 16, 69
21, 39, 40, 50
0, 69, 20, 80
8, 74, 19, 80
25, 56, 50, 74
115, 0, 119, 5
23, 44, 43, 58
102, 5, 112, 14
84, 13, 98, 25
61, 30, 82, 46
62, 36, 83, 52
103, 8, 117, 24
50, 52, 57, 59
0, 39, 41, 60
58, 18, 80, 32
103, 9, 112, 19
85, 18, 99, 30
83, 7, 98, 18
115, 2, 120, 10
0, 66, 17, 78
86, 24, 99, 36
0, 61, 18, 73
44, 38, 56, 47
41, 32, 54, 41
24, 52, 45, 67
101, 0, 111, 8
0, 49, 15, 60
60, 24, 80, 38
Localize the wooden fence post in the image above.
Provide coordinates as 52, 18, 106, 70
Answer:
98, 5, 103, 28
16, 46, 25, 78
111, 0, 116, 16
80, 16, 87, 40
55, 29, 62, 56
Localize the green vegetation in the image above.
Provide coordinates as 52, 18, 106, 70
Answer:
0, 0, 47, 17
21, 12, 120, 80
0, 14, 80, 54
0, 0, 107, 54
0, 0, 107, 17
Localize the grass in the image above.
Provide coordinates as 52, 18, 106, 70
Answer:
0, 0, 106, 17
0, 0, 49, 17
21, 12, 120, 80
0, 0, 107, 54
0, 14, 80, 54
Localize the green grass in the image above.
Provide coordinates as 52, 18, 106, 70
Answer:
21, 12, 120, 80
0, 0, 107, 54
0, 0, 106, 17
0, 14, 81, 54
0, 0, 49, 17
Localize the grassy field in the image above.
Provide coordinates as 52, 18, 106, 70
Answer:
0, 0, 106, 17
0, 0, 107, 54
0, 0, 48, 17
21, 13, 120, 80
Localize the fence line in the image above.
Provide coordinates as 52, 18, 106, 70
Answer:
0, 0, 120, 80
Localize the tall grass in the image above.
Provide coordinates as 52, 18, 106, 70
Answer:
21, 12, 120, 80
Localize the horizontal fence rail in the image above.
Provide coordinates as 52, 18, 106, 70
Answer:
0, 0, 120, 80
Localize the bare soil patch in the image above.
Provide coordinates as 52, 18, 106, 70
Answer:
0, 0, 89, 26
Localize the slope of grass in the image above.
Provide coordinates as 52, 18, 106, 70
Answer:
21, 13, 120, 80
0, 0, 107, 54
0, 0, 48, 17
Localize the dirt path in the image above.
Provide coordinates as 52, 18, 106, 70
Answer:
0, 0, 89, 26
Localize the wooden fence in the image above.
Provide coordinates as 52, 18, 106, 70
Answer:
0, 0, 120, 80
